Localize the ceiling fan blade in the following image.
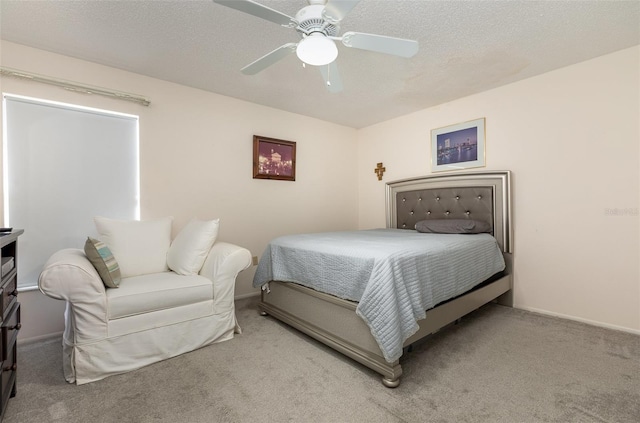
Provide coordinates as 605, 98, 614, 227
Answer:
241, 43, 297, 75
322, 0, 360, 23
318, 61, 343, 93
213, 0, 296, 27
341, 31, 419, 58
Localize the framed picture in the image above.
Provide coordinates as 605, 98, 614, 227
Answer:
253, 135, 296, 181
431, 118, 486, 172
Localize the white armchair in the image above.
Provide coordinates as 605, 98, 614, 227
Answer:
38, 217, 251, 385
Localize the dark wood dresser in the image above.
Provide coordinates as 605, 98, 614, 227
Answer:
0, 230, 22, 421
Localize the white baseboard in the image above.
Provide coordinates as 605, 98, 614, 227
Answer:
516, 305, 640, 336
18, 331, 63, 345
235, 291, 261, 300
19, 293, 261, 344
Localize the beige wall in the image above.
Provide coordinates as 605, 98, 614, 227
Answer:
0, 41, 358, 340
357, 46, 640, 333
3, 40, 638, 341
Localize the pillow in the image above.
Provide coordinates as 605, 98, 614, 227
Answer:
94, 216, 173, 278
415, 219, 491, 234
167, 218, 220, 275
84, 237, 121, 288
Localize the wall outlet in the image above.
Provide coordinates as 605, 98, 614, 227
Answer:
252, 256, 258, 266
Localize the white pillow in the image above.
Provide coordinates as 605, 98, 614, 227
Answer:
167, 218, 220, 275
94, 216, 173, 278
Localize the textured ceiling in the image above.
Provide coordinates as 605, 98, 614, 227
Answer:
1, 0, 639, 128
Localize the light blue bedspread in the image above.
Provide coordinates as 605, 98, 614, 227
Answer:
253, 229, 506, 362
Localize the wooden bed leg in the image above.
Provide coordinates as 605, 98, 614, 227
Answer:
382, 376, 400, 388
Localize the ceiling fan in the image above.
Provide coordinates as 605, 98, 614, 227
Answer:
213, 0, 419, 93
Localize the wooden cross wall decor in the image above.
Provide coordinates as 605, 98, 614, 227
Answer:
374, 162, 386, 181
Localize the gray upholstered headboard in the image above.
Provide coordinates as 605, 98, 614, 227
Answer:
386, 171, 512, 253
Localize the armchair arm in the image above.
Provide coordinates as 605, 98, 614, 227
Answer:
199, 242, 252, 311
38, 248, 108, 342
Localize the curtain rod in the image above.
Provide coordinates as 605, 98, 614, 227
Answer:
0, 66, 151, 107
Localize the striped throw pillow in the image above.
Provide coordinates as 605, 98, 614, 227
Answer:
84, 237, 121, 288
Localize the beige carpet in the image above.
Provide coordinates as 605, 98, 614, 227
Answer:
5, 297, 639, 422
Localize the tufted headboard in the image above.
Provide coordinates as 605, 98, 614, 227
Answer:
386, 171, 512, 253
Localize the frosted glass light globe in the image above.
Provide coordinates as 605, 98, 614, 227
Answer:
296, 34, 338, 66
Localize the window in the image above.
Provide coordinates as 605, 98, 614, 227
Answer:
3, 94, 139, 288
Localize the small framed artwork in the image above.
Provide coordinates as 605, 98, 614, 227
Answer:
431, 118, 486, 172
253, 135, 296, 181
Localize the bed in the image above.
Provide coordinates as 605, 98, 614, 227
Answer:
254, 171, 513, 387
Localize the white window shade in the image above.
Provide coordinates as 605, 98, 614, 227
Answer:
3, 95, 140, 288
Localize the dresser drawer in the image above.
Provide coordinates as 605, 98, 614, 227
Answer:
1, 303, 20, 361
0, 339, 16, 408
0, 231, 21, 420
0, 272, 17, 319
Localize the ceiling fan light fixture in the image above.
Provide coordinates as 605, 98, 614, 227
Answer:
296, 33, 338, 66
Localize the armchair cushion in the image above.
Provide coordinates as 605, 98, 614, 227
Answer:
94, 216, 173, 278
167, 218, 220, 275
84, 237, 121, 288
107, 272, 213, 320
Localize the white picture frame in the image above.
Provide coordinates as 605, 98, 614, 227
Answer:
431, 118, 486, 172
